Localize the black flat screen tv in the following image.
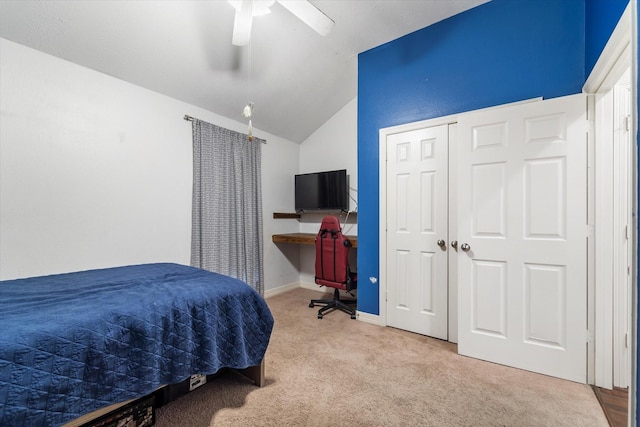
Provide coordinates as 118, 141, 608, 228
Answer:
295, 169, 348, 212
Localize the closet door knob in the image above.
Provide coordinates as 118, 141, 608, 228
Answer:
437, 239, 446, 248
461, 243, 471, 252
451, 240, 458, 249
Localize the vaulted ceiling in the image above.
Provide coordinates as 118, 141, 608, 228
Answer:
0, 0, 488, 142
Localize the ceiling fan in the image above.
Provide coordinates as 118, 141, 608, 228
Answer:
228, 0, 335, 46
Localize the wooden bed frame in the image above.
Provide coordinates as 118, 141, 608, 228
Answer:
62, 360, 266, 427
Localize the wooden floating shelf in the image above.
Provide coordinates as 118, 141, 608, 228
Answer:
273, 212, 301, 219
272, 232, 357, 248
273, 212, 357, 219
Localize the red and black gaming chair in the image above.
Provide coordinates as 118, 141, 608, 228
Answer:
309, 216, 357, 319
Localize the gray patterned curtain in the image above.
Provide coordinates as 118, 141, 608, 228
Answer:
190, 119, 264, 295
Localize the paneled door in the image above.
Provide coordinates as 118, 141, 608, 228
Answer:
386, 125, 449, 340
456, 94, 588, 383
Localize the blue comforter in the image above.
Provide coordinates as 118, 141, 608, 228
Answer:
0, 263, 274, 426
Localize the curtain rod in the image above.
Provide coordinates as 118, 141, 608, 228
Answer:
183, 114, 267, 144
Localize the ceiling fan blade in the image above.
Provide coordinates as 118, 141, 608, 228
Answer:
232, 0, 253, 46
277, 0, 334, 37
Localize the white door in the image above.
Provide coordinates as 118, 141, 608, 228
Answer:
457, 94, 588, 383
386, 125, 449, 340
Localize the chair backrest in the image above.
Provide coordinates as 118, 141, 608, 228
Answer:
314, 216, 353, 291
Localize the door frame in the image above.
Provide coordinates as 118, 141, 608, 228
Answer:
612, 73, 633, 388
583, 2, 633, 393
582, 2, 638, 425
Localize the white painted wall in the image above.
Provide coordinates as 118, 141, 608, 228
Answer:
0, 38, 300, 292
296, 98, 358, 286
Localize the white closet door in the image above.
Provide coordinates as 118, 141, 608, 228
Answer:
457, 94, 588, 383
386, 125, 449, 340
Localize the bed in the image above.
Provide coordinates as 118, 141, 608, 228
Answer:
0, 263, 274, 426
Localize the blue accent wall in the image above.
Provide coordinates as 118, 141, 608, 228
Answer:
357, 0, 585, 315
585, 0, 629, 76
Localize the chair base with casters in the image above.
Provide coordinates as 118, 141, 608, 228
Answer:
309, 288, 357, 319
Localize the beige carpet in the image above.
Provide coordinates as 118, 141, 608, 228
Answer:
156, 288, 608, 426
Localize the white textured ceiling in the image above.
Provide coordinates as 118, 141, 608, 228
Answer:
0, 0, 488, 143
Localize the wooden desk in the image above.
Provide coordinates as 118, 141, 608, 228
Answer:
272, 233, 357, 248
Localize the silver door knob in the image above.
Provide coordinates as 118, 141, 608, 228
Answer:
451, 240, 458, 249
437, 239, 446, 248
461, 243, 471, 252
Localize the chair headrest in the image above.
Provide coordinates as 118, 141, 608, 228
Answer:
319, 215, 341, 231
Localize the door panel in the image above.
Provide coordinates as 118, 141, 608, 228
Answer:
472, 162, 507, 237
457, 94, 587, 383
525, 157, 566, 239
386, 125, 449, 339
472, 260, 507, 337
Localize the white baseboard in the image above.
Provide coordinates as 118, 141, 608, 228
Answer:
264, 282, 300, 299
356, 310, 383, 326
264, 281, 340, 298
299, 281, 333, 293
